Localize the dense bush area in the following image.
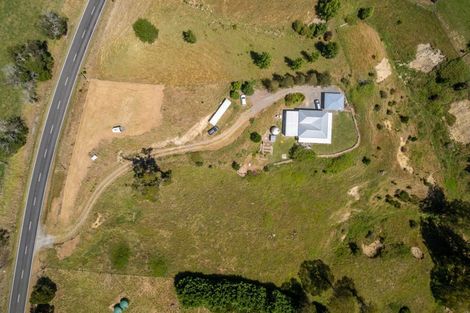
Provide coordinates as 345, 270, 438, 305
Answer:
5, 40, 54, 102
38, 11, 68, 40
132, 18, 159, 43
289, 144, 316, 161
0, 116, 29, 158
419, 188, 470, 311
174, 273, 298, 313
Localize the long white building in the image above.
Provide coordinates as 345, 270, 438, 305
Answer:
209, 98, 232, 126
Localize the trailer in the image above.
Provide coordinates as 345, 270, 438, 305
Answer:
208, 98, 232, 126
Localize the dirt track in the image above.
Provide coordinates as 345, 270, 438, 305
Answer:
55, 85, 361, 243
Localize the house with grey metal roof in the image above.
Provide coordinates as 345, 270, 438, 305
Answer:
282, 109, 333, 144
321, 92, 345, 111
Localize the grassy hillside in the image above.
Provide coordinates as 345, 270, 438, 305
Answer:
42, 0, 470, 312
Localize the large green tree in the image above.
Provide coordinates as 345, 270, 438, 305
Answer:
251, 51, 272, 69
315, 0, 341, 21
30, 277, 57, 304
298, 260, 334, 296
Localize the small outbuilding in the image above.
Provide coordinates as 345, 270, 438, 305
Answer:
321, 92, 345, 111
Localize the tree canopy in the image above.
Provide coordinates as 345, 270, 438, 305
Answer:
30, 277, 57, 304
0, 116, 29, 158
251, 51, 272, 69
182, 30, 197, 43
316, 0, 341, 21
132, 18, 159, 43
298, 260, 334, 296
130, 149, 172, 196
174, 272, 298, 313
316, 41, 339, 59
419, 187, 470, 311
38, 11, 68, 40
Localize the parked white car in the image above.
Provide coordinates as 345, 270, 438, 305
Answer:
240, 94, 247, 106
112, 126, 123, 133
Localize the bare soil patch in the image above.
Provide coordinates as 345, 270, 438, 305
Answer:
54, 79, 164, 226
56, 235, 80, 260
362, 240, 384, 258
91, 213, 104, 229
397, 137, 414, 174
347, 186, 361, 201
409, 43, 445, 73
448, 99, 470, 144
375, 58, 392, 83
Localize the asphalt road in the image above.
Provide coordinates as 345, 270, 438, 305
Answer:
8, 1, 106, 312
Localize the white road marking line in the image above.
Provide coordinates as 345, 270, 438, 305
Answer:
29, 221, 32, 230
33, 196, 36, 206
43, 148, 48, 158
64, 76, 69, 86
91, 5, 96, 15
50, 124, 54, 134
17, 294, 20, 303
38, 172, 42, 182
56, 100, 61, 110
82, 29, 86, 38
73, 53, 77, 62
21, 270, 24, 279
24, 246, 28, 255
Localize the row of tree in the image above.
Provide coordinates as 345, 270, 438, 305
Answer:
262, 70, 332, 93
174, 259, 380, 313
174, 272, 298, 313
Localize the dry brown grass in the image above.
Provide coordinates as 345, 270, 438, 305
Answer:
337, 22, 386, 79
85, 0, 347, 86
48, 79, 164, 231
45, 268, 188, 313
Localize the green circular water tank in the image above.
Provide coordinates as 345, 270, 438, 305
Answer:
120, 299, 129, 310
113, 304, 123, 313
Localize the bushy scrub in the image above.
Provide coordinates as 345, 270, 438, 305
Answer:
38, 11, 68, 39
133, 18, 159, 43
284, 93, 305, 106
182, 29, 197, 43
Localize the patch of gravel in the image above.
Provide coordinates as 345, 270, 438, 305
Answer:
409, 43, 445, 73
